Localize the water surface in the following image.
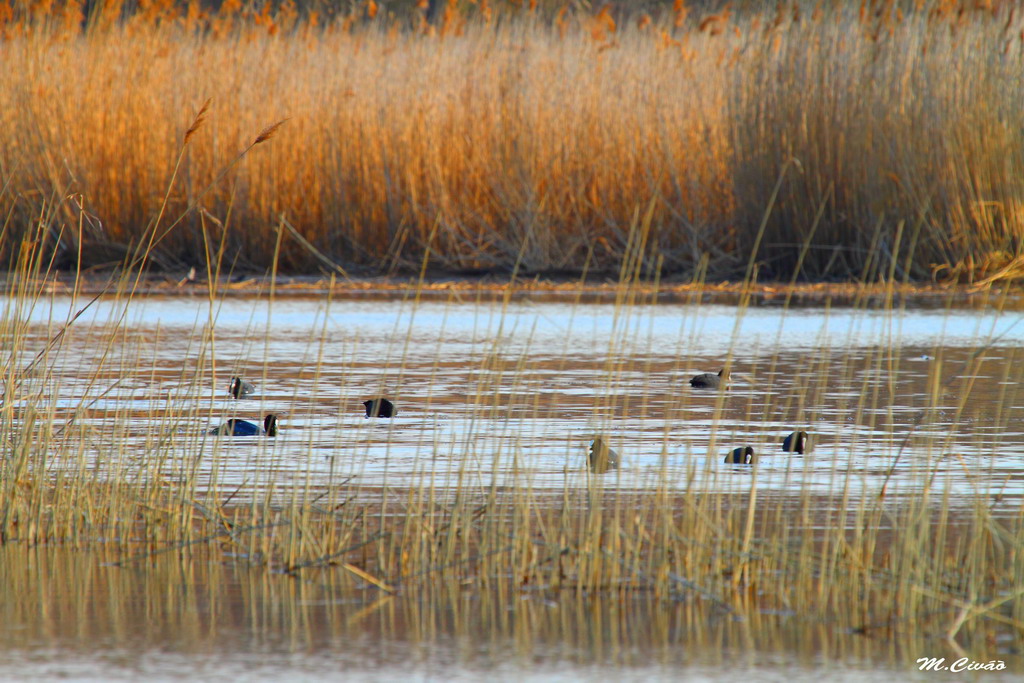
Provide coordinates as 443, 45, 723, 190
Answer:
3, 294, 1023, 679
6, 295, 1023, 505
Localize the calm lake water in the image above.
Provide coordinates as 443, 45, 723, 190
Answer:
2, 292, 1023, 679
9, 293, 1024, 503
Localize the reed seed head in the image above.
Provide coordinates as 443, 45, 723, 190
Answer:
254, 118, 289, 145
183, 98, 211, 145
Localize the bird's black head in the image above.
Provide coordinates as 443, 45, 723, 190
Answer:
264, 414, 279, 436
229, 376, 253, 398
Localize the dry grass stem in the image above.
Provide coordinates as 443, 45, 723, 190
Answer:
0, 3, 1021, 283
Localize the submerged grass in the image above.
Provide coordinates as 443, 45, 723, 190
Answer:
3, 542, 989, 672
2, 1, 1024, 282
1, 200, 1022, 670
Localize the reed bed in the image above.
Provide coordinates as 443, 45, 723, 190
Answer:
0, 542, 1002, 672
2, 1, 1024, 282
1, 219, 1023, 670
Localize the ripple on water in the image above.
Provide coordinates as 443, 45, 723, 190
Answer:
7, 296, 1023, 507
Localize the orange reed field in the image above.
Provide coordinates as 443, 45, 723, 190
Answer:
1, 0, 1023, 283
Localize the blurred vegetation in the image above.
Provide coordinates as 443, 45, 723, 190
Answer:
1, 0, 1023, 283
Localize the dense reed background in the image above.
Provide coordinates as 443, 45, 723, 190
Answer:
2, 0, 1024, 282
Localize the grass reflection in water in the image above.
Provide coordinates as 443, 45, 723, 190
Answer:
1, 283, 1023, 677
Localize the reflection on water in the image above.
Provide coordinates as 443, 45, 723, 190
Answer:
5, 295, 1024, 504
3, 294, 1024, 679
1, 546, 1017, 681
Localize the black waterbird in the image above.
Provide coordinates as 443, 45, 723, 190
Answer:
363, 398, 396, 418
782, 431, 810, 454
229, 376, 256, 399
588, 436, 620, 474
690, 368, 726, 389
210, 414, 279, 437
724, 446, 755, 465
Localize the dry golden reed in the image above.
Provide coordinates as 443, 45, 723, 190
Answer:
0, 1, 1022, 284
253, 119, 289, 146
183, 98, 211, 146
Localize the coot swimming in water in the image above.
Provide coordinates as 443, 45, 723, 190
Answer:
782, 431, 810, 454
363, 398, 396, 418
690, 368, 726, 389
229, 376, 256, 399
210, 414, 278, 436
588, 436, 620, 474
724, 445, 755, 465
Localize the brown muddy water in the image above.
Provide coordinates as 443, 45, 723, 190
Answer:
2, 293, 1023, 679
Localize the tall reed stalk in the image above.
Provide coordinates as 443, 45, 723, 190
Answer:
1, 2, 1023, 282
